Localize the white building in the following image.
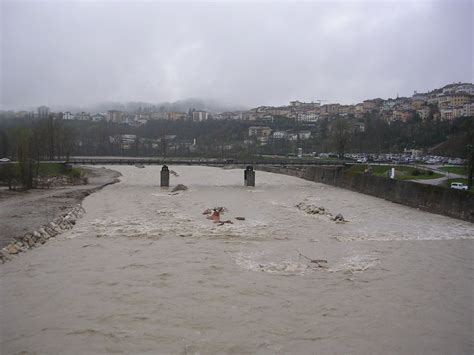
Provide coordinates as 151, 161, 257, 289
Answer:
412, 91, 427, 101
272, 131, 288, 139
92, 113, 105, 122
297, 112, 319, 122
462, 103, 474, 117
440, 108, 454, 120
77, 112, 91, 121
287, 133, 298, 141
456, 84, 474, 95
38, 106, 50, 118
63, 111, 74, 120
298, 131, 311, 140
107, 110, 125, 123
192, 111, 209, 121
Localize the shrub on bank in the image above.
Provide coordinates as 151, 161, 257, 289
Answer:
0, 163, 20, 189
0, 163, 88, 189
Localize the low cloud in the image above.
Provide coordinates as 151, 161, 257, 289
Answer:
1, 0, 472, 110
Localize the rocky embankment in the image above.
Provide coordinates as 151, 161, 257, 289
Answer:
0, 206, 85, 263
0, 166, 121, 263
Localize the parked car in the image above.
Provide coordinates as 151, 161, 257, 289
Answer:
450, 182, 468, 190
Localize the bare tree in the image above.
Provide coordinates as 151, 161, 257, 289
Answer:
332, 118, 350, 159
16, 127, 34, 189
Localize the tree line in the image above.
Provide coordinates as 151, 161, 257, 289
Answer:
1, 113, 472, 161
0, 116, 74, 188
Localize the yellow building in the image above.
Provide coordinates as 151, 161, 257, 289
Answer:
451, 94, 472, 107
411, 99, 425, 110
168, 112, 187, 121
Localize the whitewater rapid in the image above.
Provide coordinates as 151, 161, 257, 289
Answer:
1, 166, 473, 354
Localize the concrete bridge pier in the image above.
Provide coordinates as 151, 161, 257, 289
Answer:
244, 166, 255, 186
161, 165, 170, 187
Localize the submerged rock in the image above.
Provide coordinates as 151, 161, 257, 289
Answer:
171, 184, 188, 192
296, 201, 348, 223
296, 201, 327, 215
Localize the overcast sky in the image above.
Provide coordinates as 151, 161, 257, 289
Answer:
1, 0, 473, 110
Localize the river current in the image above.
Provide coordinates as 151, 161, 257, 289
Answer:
1, 166, 473, 354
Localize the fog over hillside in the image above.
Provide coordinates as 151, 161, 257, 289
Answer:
46, 98, 248, 114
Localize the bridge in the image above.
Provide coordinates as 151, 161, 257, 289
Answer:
65, 157, 346, 166
62, 157, 347, 187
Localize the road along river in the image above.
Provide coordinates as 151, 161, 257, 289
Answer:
1, 166, 473, 354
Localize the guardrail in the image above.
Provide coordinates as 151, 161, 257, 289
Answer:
61, 158, 346, 166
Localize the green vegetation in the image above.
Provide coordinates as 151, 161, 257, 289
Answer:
0, 163, 84, 189
439, 166, 467, 175
347, 164, 443, 180
37, 162, 68, 176
1, 114, 472, 160
37, 163, 83, 180
0, 163, 20, 189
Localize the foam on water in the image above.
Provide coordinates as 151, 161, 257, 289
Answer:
329, 255, 380, 273
335, 231, 474, 242
234, 251, 313, 275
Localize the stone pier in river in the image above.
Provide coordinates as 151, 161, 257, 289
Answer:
160, 165, 170, 187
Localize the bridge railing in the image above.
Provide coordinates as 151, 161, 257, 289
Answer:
62, 158, 346, 166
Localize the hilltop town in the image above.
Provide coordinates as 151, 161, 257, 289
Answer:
6, 82, 474, 124
1, 82, 473, 160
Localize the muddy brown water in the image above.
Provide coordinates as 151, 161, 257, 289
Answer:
1, 166, 473, 354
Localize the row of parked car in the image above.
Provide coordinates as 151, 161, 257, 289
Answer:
346, 153, 466, 165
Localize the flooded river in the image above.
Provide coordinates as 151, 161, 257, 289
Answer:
1, 166, 473, 354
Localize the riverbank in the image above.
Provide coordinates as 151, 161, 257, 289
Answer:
0, 166, 121, 251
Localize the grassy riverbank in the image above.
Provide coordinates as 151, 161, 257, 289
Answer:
439, 166, 467, 175
346, 164, 443, 180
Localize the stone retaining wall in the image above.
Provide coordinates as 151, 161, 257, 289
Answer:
259, 165, 474, 223
0, 205, 85, 263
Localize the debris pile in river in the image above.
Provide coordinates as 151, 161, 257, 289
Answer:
296, 201, 328, 215
203, 207, 239, 225
296, 201, 348, 223
171, 184, 188, 192
296, 250, 328, 269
